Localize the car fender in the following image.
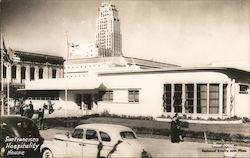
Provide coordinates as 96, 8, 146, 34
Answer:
40, 140, 67, 158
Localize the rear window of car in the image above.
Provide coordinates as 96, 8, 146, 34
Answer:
100, 131, 111, 142
120, 131, 136, 139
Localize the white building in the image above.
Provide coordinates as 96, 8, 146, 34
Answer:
64, 56, 178, 78
22, 67, 250, 118
95, 2, 122, 56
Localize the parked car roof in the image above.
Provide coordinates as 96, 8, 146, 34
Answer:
75, 123, 136, 137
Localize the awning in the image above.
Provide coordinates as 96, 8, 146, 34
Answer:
19, 77, 106, 91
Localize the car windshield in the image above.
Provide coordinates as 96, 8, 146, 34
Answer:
120, 131, 136, 139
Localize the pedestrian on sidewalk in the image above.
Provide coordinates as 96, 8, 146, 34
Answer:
20, 102, 24, 116
29, 101, 34, 118
170, 113, 181, 143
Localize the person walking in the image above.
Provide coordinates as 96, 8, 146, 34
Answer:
19, 101, 24, 116
47, 100, 54, 114
29, 101, 34, 118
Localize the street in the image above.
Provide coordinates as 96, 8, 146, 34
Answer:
40, 128, 250, 158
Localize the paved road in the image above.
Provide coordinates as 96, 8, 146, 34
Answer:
40, 128, 250, 158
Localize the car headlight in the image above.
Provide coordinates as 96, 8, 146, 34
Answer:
141, 149, 152, 158
0, 147, 6, 156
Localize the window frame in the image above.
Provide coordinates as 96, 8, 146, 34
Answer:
185, 84, 194, 113
163, 84, 171, 112
197, 84, 207, 114
209, 84, 220, 114
85, 129, 99, 141
99, 90, 113, 102
99, 131, 111, 142
128, 90, 139, 103
72, 128, 84, 139
239, 84, 249, 94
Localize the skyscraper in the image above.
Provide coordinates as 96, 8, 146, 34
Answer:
95, 2, 122, 57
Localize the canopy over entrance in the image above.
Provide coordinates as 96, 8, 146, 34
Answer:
19, 77, 106, 91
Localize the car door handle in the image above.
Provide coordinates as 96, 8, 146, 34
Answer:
79, 143, 85, 146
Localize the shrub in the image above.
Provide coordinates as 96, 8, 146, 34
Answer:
100, 110, 111, 117
182, 114, 187, 119
99, 110, 154, 120
242, 117, 250, 122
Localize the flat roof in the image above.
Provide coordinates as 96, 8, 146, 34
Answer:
20, 78, 106, 91
97, 67, 250, 83
65, 56, 179, 69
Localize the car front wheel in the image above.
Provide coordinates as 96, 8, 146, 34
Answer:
42, 149, 54, 158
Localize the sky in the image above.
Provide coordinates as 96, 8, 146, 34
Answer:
1, 0, 250, 70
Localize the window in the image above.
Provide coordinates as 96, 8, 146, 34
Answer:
120, 131, 136, 139
128, 90, 139, 102
209, 84, 219, 114
3, 65, 6, 78
39, 68, 43, 79
52, 69, 57, 78
30, 67, 35, 80
223, 84, 227, 114
11, 65, 17, 79
163, 84, 171, 112
185, 84, 194, 113
197, 84, 207, 114
72, 129, 83, 139
174, 84, 182, 113
86, 130, 98, 141
99, 91, 113, 101
21, 67, 26, 80
100, 131, 111, 142
239, 85, 248, 94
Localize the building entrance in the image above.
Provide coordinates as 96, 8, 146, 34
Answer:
83, 94, 92, 110
76, 93, 93, 110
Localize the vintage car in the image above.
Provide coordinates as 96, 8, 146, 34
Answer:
0, 115, 44, 158
41, 123, 151, 158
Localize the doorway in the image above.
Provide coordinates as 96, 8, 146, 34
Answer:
83, 94, 92, 110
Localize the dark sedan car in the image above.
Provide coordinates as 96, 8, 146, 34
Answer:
0, 116, 44, 158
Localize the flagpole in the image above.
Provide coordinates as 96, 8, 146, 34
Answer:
64, 31, 68, 117
66, 31, 69, 61
7, 81, 9, 115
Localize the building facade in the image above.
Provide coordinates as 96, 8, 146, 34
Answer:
2, 51, 64, 88
23, 67, 250, 118
95, 2, 122, 56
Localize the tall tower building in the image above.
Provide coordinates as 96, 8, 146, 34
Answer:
95, 2, 122, 57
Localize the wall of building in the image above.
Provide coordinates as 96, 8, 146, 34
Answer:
234, 84, 250, 117
97, 71, 246, 118
22, 69, 250, 118
2, 62, 64, 85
